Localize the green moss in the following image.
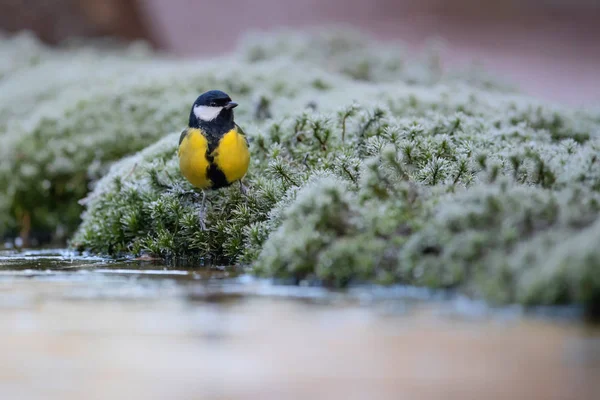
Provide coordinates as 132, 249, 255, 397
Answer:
3, 30, 600, 311
73, 92, 600, 310
2, 28, 531, 240
0, 32, 375, 238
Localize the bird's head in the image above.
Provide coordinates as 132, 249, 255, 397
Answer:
189, 90, 238, 128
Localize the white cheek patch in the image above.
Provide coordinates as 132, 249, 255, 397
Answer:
194, 105, 223, 121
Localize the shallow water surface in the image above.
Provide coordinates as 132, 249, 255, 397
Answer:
0, 249, 599, 400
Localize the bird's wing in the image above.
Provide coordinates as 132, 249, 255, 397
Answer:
177, 128, 190, 158
235, 123, 249, 147
178, 128, 189, 146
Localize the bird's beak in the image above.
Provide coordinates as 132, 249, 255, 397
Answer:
224, 101, 238, 110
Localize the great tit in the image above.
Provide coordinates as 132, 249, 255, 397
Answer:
178, 90, 250, 228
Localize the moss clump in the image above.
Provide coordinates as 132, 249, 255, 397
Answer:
239, 29, 514, 91
73, 89, 600, 310
3, 29, 510, 240
4, 29, 600, 310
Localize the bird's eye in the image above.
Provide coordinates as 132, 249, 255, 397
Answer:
210, 102, 217, 107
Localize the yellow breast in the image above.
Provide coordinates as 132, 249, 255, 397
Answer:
178, 128, 211, 189
213, 128, 250, 184
178, 127, 250, 190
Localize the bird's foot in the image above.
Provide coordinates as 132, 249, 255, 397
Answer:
239, 180, 249, 197
198, 207, 207, 231
198, 190, 207, 231
175, 189, 207, 229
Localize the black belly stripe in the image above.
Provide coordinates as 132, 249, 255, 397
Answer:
207, 163, 230, 189
205, 147, 230, 190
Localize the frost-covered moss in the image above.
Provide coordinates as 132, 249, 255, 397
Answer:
4, 30, 600, 310
3, 29, 438, 238
73, 90, 600, 310
239, 29, 514, 91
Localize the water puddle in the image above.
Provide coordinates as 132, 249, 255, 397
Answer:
0, 249, 598, 399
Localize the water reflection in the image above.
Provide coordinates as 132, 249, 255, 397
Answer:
0, 249, 598, 399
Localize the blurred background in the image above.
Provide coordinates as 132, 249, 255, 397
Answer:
0, 0, 599, 106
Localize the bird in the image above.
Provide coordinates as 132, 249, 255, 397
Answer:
178, 90, 250, 229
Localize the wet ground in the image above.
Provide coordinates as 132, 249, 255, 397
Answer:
1, 249, 599, 400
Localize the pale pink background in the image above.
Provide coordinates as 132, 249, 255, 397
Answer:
139, 0, 600, 106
